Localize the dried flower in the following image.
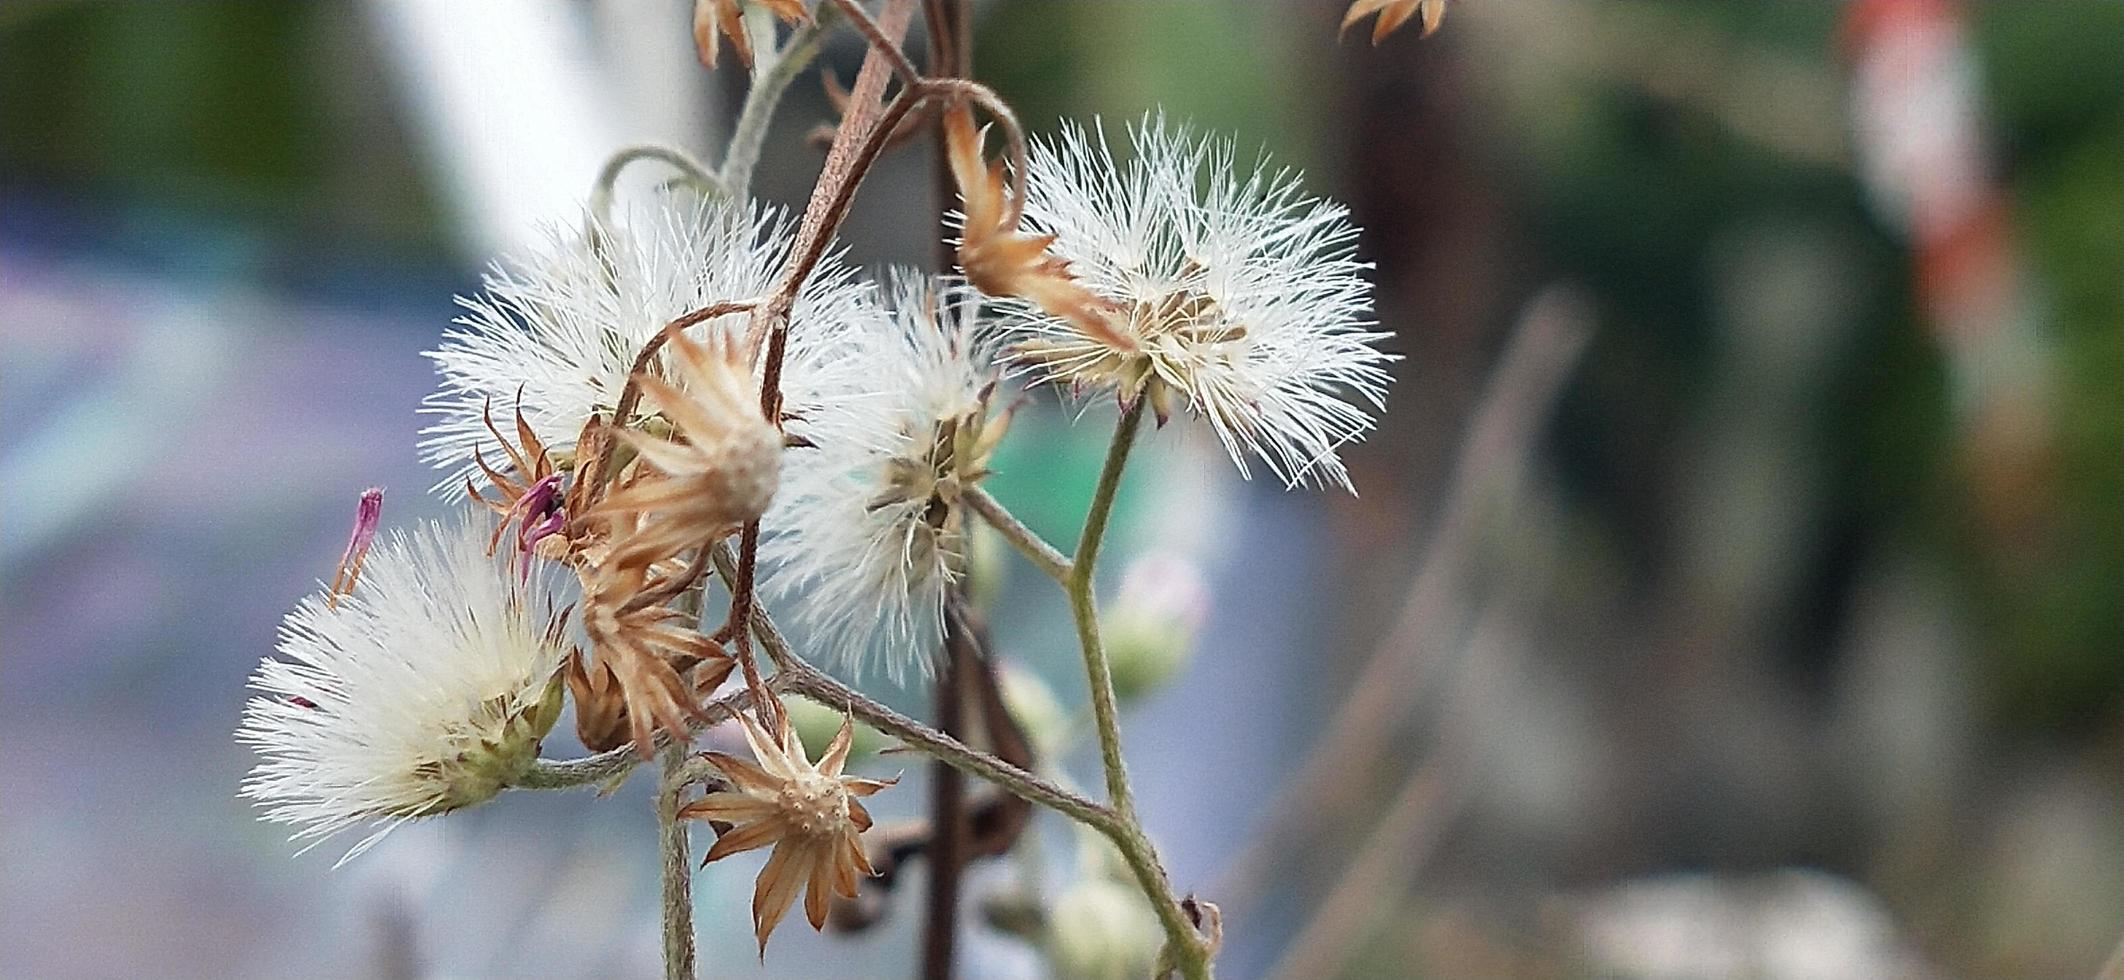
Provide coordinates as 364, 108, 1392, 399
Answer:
590, 329, 782, 573
1102, 553, 1210, 701
1341, 0, 1449, 44
421, 193, 868, 501
943, 103, 1124, 350
239, 517, 569, 864
760, 273, 1008, 678
326, 487, 384, 608
693, 0, 810, 70
563, 647, 633, 754
580, 528, 736, 755
463, 398, 572, 576
683, 710, 892, 954
996, 117, 1394, 491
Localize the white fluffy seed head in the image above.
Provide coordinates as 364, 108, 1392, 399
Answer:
760, 271, 1005, 681
999, 115, 1396, 491
237, 516, 570, 865
419, 192, 872, 497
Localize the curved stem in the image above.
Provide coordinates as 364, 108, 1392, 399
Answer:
588, 144, 726, 234
1062, 399, 1211, 977
719, 10, 831, 194
656, 742, 696, 980
1070, 398, 1143, 818
964, 485, 1072, 583
705, 537, 1212, 976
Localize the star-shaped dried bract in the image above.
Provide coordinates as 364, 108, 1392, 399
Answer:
590, 330, 781, 575
684, 711, 894, 955
1341, 0, 1448, 44
944, 103, 1127, 352
693, 0, 811, 70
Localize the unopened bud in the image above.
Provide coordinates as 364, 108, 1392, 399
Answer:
783, 696, 884, 763
1101, 553, 1208, 701
998, 663, 1068, 758
1047, 878, 1161, 980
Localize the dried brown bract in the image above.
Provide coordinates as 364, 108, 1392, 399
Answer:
694, 0, 811, 70
683, 710, 894, 954
581, 542, 735, 755
944, 103, 1126, 351
591, 330, 782, 574
562, 647, 632, 754
1341, 0, 1449, 44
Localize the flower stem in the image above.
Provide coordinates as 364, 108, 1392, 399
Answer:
656, 741, 696, 980
1070, 398, 1143, 819
1063, 399, 1211, 977
718, 8, 832, 195
964, 485, 1072, 583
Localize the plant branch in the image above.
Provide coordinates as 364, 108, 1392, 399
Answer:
964, 485, 1072, 583
709, 539, 1212, 977
923, 601, 971, 980
516, 685, 764, 790
1059, 399, 1212, 978
827, 0, 922, 87
656, 741, 697, 980
719, 8, 834, 194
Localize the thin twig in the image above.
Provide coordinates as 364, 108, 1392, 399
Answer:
923, 599, 972, 980
589, 144, 727, 235
704, 544, 1115, 830
516, 685, 764, 790
964, 485, 1072, 583
1061, 400, 1212, 979
925, 18, 977, 972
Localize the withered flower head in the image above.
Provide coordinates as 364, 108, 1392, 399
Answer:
580, 534, 735, 755
944, 102, 1126, 351
563, 647, 632, 755
465, 398, 573, 577
693, 0, 811, 70
422, 193, 865, 504
1341, 0, 1448, 44
683, 710, 894, 955
590, 329, 782, 574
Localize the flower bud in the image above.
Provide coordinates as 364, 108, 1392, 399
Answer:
783, 696, 885, 763
998, 663, 1068, 758
1101, 553, 1209, 701
1047, 878, 1162, 980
